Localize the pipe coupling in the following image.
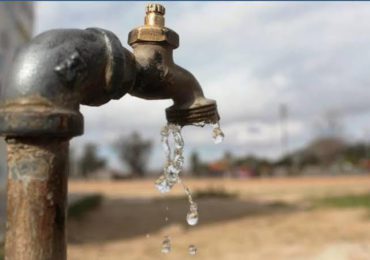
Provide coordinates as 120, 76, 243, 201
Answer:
166, 98, 220, 126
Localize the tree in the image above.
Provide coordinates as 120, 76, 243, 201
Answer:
190, 151, 201, 176
78, 143, 106, 178
69, 147, 78, 178
313, 110, 344, 139
307, 110, 346, 169
307, 137, 346, 167
343, 143, 367, 164
115, 132, 152, 177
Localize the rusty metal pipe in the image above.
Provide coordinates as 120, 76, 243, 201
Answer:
5, 137, 69, 260
0, 27, 136, 260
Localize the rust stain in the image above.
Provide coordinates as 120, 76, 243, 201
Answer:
5, 138, 68, 260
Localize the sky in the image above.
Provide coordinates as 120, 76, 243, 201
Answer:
35, 2, 370, 171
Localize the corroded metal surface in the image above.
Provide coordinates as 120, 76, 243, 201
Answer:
0, 106, 83, 138
5, 138, 68, 260
0, 28, 136, 137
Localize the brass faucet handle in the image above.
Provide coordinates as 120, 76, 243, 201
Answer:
146, 3, 165, 15
145, 3, 165, 27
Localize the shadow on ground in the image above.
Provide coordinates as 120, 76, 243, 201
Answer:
67, 195, 302, 244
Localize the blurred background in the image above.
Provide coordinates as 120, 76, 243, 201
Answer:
1, 2, 370, 259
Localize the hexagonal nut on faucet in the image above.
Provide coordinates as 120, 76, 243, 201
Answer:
128, 26, 179, 49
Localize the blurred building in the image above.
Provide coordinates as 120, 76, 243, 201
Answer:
0, 3, 34, 184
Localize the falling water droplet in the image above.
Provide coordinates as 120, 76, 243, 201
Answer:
146, 233, 150, 238
156, 123, 185, 193
212, 122, 225, 144
188, 245, 197, 256
186, 210, 199, 226
161, 236, 171, 254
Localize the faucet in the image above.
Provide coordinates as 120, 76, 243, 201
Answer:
0, 4, 219, 260
128, 4, 220, 126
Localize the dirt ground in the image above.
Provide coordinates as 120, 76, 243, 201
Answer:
67, 176, 370, 260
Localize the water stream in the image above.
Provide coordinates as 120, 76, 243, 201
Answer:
156, 121, 224, 255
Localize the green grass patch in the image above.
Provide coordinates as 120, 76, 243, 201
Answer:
314, 193, 370, 210
68, 194, 103, 219
193, 187, 238, 199
266, 201, 292, 209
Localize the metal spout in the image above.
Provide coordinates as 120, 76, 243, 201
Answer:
128, 3, 220, 126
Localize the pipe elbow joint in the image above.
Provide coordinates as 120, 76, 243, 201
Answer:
0, 28, 136, 138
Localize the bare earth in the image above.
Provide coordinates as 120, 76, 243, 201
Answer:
67, 176, 370, 260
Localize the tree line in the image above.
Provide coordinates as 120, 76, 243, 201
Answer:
72, 132, 152, 179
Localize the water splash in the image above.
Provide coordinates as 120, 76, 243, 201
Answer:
161, 236, 171, 254
188, 245, 197, 256
156, 121, 224, 194
155, 124, 184, 193
156, 121, 224, 253
212, 122, 225, 144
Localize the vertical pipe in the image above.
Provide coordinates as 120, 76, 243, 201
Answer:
5, 137, 69, 260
